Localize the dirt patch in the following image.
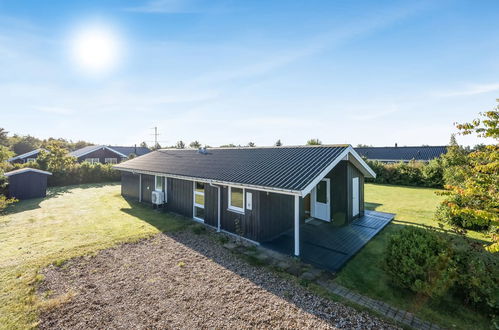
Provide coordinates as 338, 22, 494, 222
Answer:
38, 231, 398, 329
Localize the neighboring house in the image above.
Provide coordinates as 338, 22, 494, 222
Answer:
114, 145, 379, 263
4, 168, 52, 200
354, 145, 447, 163
70, 145, 151, 164
7, 148, 47, 164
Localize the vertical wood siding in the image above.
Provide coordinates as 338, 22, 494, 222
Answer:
8, 172, 48, 200
327, 161, 348, 225
220, 187, 260, 241
166, 177, 193, 217
204, 183, 219, 227
121, 172, 140, 200
76, 148, 125, 163
258, 191, 294, 242
140, 174, 155, 203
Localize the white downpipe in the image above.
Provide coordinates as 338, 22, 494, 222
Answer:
294, 195, 300, 256
139, 174, 142, 202
210, 181, 221, 232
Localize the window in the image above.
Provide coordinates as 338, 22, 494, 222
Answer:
155, 176, 164, 191
193, 182, 205, 221
105, 158, 117, 164
84, 158, 100, 164
228, 187, 244, 213
26, 158, 36, 163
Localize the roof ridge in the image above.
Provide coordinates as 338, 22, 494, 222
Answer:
157, 144, 350, 151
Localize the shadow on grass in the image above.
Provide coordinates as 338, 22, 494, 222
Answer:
4, 182, 120, 215
364, 202, 383, 211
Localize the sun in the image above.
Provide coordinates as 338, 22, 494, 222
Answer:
70, 25, 122, 75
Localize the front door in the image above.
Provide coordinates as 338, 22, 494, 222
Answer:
352, 177, 359, 217
312, 178, 330, 221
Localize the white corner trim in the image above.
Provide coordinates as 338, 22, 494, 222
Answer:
4, 168, 52, 177
347, 146, 377, 178
71, 145, 127, 159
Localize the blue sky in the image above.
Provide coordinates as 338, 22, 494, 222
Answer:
1, 0, 498, 147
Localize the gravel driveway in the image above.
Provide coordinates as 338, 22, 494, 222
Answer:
38, 231, 398, 329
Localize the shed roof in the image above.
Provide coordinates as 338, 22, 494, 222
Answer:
354, 146, 447, 162
4, 168, 52, 177
114, 145, 375, 196
7, 148, 47, 162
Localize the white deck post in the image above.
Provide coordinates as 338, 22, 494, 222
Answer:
139, 174, 142, 202
294, 195, 300, 256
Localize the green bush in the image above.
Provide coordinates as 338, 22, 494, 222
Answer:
453, 241, 499, 313
386, 226, 499, 320
365, 160, 444, 188
384, 226, 457, 298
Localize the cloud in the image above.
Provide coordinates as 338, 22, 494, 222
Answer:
349, 105, 400, 121
34, 106, 75, 115
433, 83, 499, 97
124, 0, 202, 13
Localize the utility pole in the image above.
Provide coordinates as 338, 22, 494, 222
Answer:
151, 126, 159, 147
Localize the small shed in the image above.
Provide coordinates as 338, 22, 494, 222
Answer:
4, 168, 52, 200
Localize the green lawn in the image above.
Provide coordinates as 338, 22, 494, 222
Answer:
335, 183, 492, 329
0, 183, 191, 329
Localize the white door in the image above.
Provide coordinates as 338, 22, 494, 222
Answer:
312, 178, 330, 221
352, 177, 359, 217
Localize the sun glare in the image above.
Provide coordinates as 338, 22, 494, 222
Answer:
70, 24, 122, 75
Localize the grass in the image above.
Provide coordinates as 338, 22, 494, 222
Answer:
335, 183, 492, 329
0, 183, 191, 329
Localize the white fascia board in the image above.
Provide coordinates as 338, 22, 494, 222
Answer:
72, 146, 127, 158
7, 148, 45, 162
299, 146, 376, 197
114, 167, 301, 196
4, 168, 52, 176
299, 148, 350, 197
347, 146, 377, 178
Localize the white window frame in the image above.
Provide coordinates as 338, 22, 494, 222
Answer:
193, 181, 205, 222
154, 175, 167, 203
228, 186, 245, 214
26, 158, 36, 163
84, 158, 100, 164
105, 157, 117, 164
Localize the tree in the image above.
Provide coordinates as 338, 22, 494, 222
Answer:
175, 140, 185, 149
275, 139, 282, 146
152, 143, 162, 150
307, 138, 322, 145
0, 128, 8, 146
220, 144, 236, 147
36, 142, 76, 172
189, 141, 201, 149
140, 141, 148, 149
436, 102, 499, 251
247, 142, 256, 147
10, 135, 41, 155
0, 146, 13, 163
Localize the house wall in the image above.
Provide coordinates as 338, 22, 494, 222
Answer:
220, 187, 261, 241
121, 172, 140, 199
140, 174, 155, 203
11, 153, 41, 164
258, 191, 294, 242
166, 177, 193, 217
8, 172, 48, 200
76, 148, 125, 163
346, 162, 365, 221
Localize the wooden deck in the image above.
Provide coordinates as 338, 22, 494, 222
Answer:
261, 210, 395, 271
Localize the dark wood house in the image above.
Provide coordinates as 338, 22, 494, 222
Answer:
4, 168, 52, 200
114, 145, 377, 259
70, 145, 151, 164
354, 145, 448, 163
7, 149, 47, 164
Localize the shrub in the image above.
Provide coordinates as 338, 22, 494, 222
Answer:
0, 194, 17, 212
365, 160, 444, 188
384, 226, 457, 298
452, 241, 499, 313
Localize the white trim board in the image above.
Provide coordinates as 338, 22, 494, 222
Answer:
71, 145, 127, 158
4, 168, 52, 177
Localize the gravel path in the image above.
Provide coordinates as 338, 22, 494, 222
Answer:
38, 231, 398, 329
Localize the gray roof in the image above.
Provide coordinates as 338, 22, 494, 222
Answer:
354, 146, 447, 162
7, 148, 46, 162
4, 168, 52, 176
70, 145, 150, 158
115, 145, 373, 194
110, 146, 151, 157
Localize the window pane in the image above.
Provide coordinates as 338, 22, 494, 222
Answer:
195, 206, 205, 219
195, 193, 204, 206
316, 181, 327, 203
230, 187, 243, 209
195, 182, 204, 193
155, 177, 163, 191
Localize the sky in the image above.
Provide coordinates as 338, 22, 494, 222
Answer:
1, 0, 498, 147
